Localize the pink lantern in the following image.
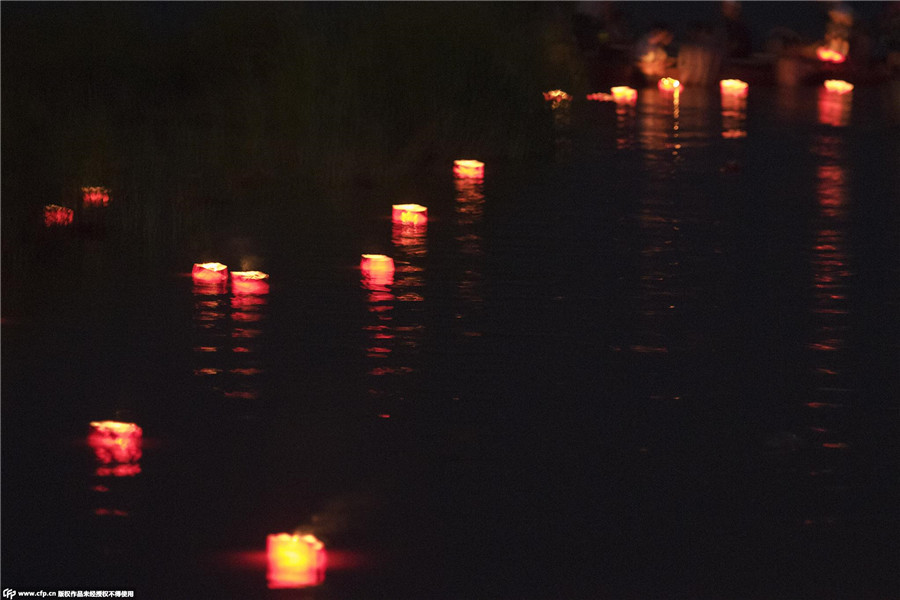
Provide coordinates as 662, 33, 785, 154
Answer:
658, 77, 681, 93
267, 533, 326, 589
391, 204, 428, 227
43, 205, 73, 227
82, 186, 110, 207
192, 262, 229, 284
231, 271, 269, 295
88, 421, 142, 476
453, 160, 484, 179
361, 254, 394, 288
719, 79, 748, 98
824, 79, 853, 94
611, 86, 637, 104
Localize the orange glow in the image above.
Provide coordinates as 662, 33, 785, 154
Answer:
657, 77, 681, 92
816, 46, 846, 64
81, 186, 110, 207
543, 89, 571, 107
231, 270, 269, 295
43, 204, 73, 227
361, 254, 395, 288
391, 204, 428, 227
267, 533, 326, 589
88, 421, 142, 474
719, 79, 748, 98
586, 92, 613, 101
824, 80, 853, 94
611, 86, 638, 104
192, 262, 229, 284
453, 160, 484, 179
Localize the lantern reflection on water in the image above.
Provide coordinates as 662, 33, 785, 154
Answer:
453, 160, 484, 179
824, 80, 853, 94
818, 87, 852, 127
192, 262, 229, 284
231, 271, 269, 295
43, 205, 73, 227
391, 204, 428, 227
267, 533, 326, 589
81, 186, 110, 207
88, 421, 142, 476
658, 77, 681, 92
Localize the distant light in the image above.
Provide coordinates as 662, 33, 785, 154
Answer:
611, 86, 638, 104
543, 89, 572, 107
88, 421, 142, 476
43, 205, 73, 227
816, 46, 846, 64
719, 79, 748, 98
823, 80, 853, 94
82, 186, 110, 207
453, 160, 484, 179
586, 92, 613, 102
267, 533, 326, 589
192, 262, 229, 284
391, 204, 428, 227
231, 271, 269, 295
658, 77, 681, 92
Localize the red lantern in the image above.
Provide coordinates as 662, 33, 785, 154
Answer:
231, 270, 269, 295
391, 204, 428, 227
192, 262, 229, 284
824, 79, 853, 94
361, 254, 394, 289
43, 205, 73, 227
81, 186, 110, 207
267, 533, 326, 589
88, 421, 142, 476
719, 79, 748, 98
657, 77, 681, 93
611, 86, 637, 104
816, 46, 846, 64
453, 160, 484, 179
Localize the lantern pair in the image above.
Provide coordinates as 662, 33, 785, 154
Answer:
192, 263, 270, 293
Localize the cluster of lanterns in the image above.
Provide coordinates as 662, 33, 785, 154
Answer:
43, 186, 111, 228
191, 262, 270, 295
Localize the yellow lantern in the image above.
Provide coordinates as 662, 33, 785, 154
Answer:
719, 79, 748, 98
817, 46, 846, 64
611, 86, 638, 104
453, 160, 484, 179
267, 533, 326, 589
192, 262, 229, 284
824, 80, 853, 94
391, 204, 428, 227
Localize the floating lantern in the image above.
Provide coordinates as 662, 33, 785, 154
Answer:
361, 254, 394, 288
453, 160, 484, 179
657, 77, 681, 92
192, 262, 229, 284
611, 86, 638, 104
267, 533, 326, 589
231, 270, 269, 295
719, 79, 748, 98
824, 80, 853, 94
43, 205, 73, 227
88, 421, 142, 476
81, 186, 110, 207
816, 46, 846, 64
391, 204, 428, 227
542, 89, 571, 107
586, 92, 613, 102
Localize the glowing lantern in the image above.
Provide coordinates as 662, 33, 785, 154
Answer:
542, 89, 571, 107
88, 421, 142, 476
43, 205, 73, 227
81, 186, 110, 207
192, 262, 229, 284
586, 92, 613, 102
611, 86, 638, 104
824, 80, 853, 94
453, 160, 484, 180
267, 533, 326, 589
231, 270, 269, 295
657, 77, 681, 92
816, 46, 846, 64
719, 79, 748, 98
391, 204, 428, 227
361, 254, 394, 288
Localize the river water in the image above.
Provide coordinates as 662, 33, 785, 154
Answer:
3, 83, 899, 599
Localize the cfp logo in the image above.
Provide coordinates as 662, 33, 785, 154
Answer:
2, 590, 16, 599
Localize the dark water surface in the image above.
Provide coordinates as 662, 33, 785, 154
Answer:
3, 85, 899, 599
